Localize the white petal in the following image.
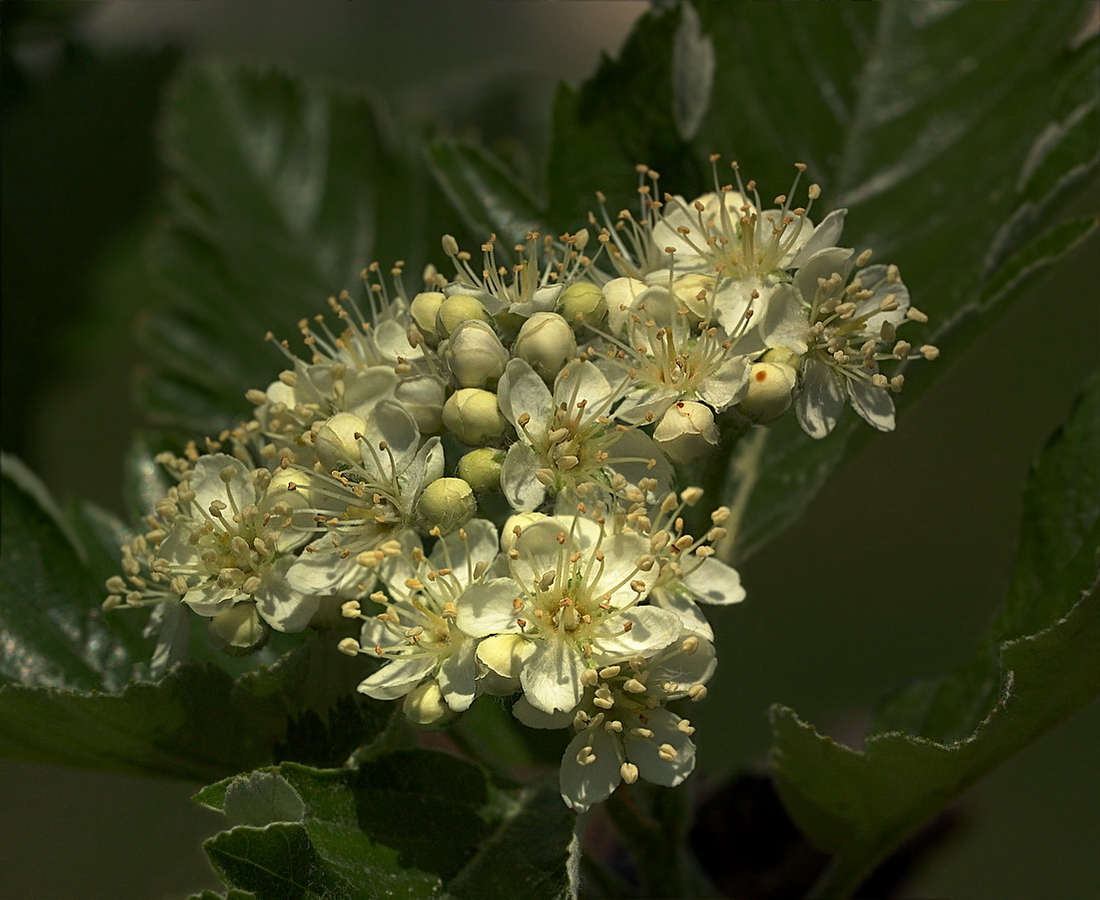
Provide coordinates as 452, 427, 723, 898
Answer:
520, 639, 587, 714
501, 443, 548, 512
789, 208, 847, 268
190, 454, 256, 511
429, 518, 499, 582
498, 358, 554, 440
357, 656, 434, 700
649, 588, 714, 641
793, 246, 853, 306
512, 696, 575, 730
760, 283, 810, 356
603, 277, 648, 336
590, 532, 657, 606
852, 264, 910, 330
256, 558, 319, 632
796, 358, 845, 440
454, 578, 524, 637
848, 378, 896, 432
593, 606, 682, 660
437, 636, 478, 712
651, 635, 717, 693
560, 728, 624, 812
341, 366, 399, 419
625, 707, 696, 787
556, 360, 613, 429
681, 557, 745, 606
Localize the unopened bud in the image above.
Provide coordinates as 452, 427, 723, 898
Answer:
443, 320, 508, 387
402, 679, 456, 729
416, 477, 476, 535
737, 360, 797, 423
513, 312, 577, 381
556, 282, 607, 327
436, 294, 492, 339
409, 291, 446, 345
442, 388, 507, 445
457, 448, 505, 494
652, 401, 719, 463
208, 602, 269, 656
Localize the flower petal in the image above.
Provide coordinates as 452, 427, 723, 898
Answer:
559, 728, 625, 812
625, 707, 696, 787
797, 358, 845, 439
521, 639, 587, 714
454, 578, 524, 637
593, 606, 682, 660
848, 378, 896, 432
501, 442, 548, 512
498, 358, 554, 440
681, 557, 745, 606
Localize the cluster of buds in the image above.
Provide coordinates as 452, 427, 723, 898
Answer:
105, 158, 934, 809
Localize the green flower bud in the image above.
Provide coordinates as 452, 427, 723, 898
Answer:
416, 476, 476, 534
457, 448, 505, 494
442, 388, 506, 445
436, 294, 492, 339
410, 291, 446, 344
513, 311, 577, 381
395, 374, 446, 434
652, 400, 720, 463
208, 602, 270, 656
402, 678, 456, 729
556, 282, 607, 327
737, 360, 797, 423
313, 412, 366, 470
443, 320, 509, 388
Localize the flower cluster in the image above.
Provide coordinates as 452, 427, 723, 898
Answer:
105, 158, 933, 810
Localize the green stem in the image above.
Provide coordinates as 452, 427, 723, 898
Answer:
605, 784, 702, 898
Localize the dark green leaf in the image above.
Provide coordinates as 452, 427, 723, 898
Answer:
0, 454, 149, 692
197, 754, 577, 900
769, 376, 1100, 895
0, 629, 394, 781
140, 64, 461, 431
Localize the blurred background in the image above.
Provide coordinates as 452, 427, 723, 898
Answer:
2, 2, 1097, 897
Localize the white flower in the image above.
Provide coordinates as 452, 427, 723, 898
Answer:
344, 520, 502, 713
154, 454, 317, 632
514, 633, 717, 811
286, 401, 444, 596
456, 513, 681, 714
497, 358, 671, 510
761, 247, 937, 439
600, 277, 750, 423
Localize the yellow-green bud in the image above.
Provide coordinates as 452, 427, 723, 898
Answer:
556, 282, 607, 327
395, 374, 446, 434
410, 292, 446, 344
436, 294, 491, 339
457, 448, 505, 494
444, 320, 508, 388
313, 412, 366, 470
208, 602, 269, 656
416, 476, 476, 534
737, 360, 797, 423
652, 400, 720, 463
513, 312, 577, 381
402, 679, 456, 729
442, 388, 506, 445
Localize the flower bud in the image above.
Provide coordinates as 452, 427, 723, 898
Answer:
208, 602, 270, 656
653, 401, 719, 463
737, 360, 797, 423
442, 388, 506, 445
402, 678, 456, 729
436, 294, 492, 339
314, 412, 367, 470
476, 634, 528, 694
410, 291, 446, 345
416, 477, 476, 534
395, 374, 446, 434
556, 282, 607, 327
513, 312, 577, 381
443, 320, 508, 388
457, 448, 504, 494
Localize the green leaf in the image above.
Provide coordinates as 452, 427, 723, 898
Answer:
139, 64, 461, 431
197, 753, 577, 900
543, 1, 1099, 561
0, 629, 395, 781
769, 376, 1100, 896
0, 454, 149, 692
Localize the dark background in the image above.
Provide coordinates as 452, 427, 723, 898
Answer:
2, 3, 1097, 897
